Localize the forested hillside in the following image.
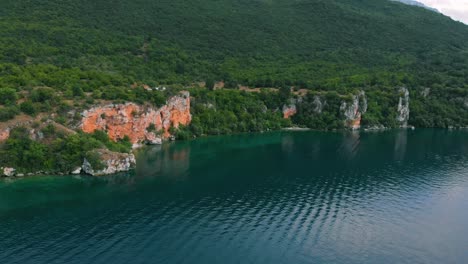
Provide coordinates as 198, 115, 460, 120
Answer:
1, 0, 468, 88
1, 0, 467, 174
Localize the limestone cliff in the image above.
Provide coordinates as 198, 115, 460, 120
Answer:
396, 87, 410, 127
282, 101, 297, 119
312, 96, 325, 114
1, 167, 16, 177
340, 91, 367, 130
82, 149, 136, 176
81, 91, 191, 146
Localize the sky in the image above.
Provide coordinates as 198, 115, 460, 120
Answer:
418, 0, 468, 24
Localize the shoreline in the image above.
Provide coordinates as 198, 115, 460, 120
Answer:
2, 127, 467, 179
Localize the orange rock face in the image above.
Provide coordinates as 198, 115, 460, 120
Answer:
0, 129, 10, 142
282, 105, 297, 119
81, 92, 191, 145
346, 112, 362, 130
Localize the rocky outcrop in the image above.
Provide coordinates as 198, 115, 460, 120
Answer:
420, 87, 430, 98
312, 96, 325, 114
340, 91, 367, 130
1, 167, 16, 177
81, 92, 191, 146
282, 102, 297, 119
82, 149, 136, 176
0, 129, 10, 142
396, 87, 410, 127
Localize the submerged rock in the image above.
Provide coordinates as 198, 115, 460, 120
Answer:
82, 149, 136, 176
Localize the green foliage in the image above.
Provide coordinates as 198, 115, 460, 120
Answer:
0, 0, 466, 176
0, 106, 19, 121
0, 88, 17, 105
187, 89, 291, 136
170, 126, 193, 140
31, 88, 55, 103
19, 101, 36, 116
146, 123, 156, 132
72, 85, 84, 97
41, 124, 56, 137
292, 92, 345, 130
409, 87, 468, 127
0, 127, 47, 171
0, 127, 131, 173
206, 80, 215, 91
90, 130, 132, 153
0, 0, 467, 91
84, 151, 105, 171
361, 88, 400, 127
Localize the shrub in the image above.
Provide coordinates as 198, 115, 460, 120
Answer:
20, 101, 36, 115
0, 88, 17, 105
31, 88, 55, 103
0, 106, 19, 121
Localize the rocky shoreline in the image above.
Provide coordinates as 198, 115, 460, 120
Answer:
1, 149, 136, 178
1, 87, 467, 179
6, 126, 466, 179
0, 91, 191, 179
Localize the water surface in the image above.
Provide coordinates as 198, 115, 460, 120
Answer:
1, 129, 467, 264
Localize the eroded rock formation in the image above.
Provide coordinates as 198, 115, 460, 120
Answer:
1, 167, 16, 177
282, 103, 297, 119
312, 96, 325, 114
81, 92, 191, 146
396, 87, 410, 127
82, 149, 136, 176
340, 91, 367, 130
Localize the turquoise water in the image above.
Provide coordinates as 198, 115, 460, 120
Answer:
1, 129, 467, 264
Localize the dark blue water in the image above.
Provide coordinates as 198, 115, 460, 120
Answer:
0, 129, 467, 264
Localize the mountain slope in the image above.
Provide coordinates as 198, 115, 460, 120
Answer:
1, 0, 467, 88
392, 0, 439, 13
0, 0, 467, 175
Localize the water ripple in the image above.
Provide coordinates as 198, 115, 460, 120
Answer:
1, 130, 467, 264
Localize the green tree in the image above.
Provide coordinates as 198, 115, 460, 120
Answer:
0, 88, 17, 105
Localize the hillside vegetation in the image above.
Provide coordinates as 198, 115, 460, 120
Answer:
1, 0, 467, 173
0, 0, 467, 134
1, 0, 468, 88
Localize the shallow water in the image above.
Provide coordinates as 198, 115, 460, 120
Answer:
1, 129, 467, 264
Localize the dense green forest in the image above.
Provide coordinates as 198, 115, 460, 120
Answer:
0, 0, 467, 172
1, 0, 468, 88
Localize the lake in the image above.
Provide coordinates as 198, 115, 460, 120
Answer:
0, 129, 467, 264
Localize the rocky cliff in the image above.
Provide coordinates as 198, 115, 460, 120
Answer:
282, 100, 297, 119
340, 91, 367, 130
396, 87, 410, 127
312, 96, 325, 114
81, 91, 191, 147
82, 149, 136, 176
